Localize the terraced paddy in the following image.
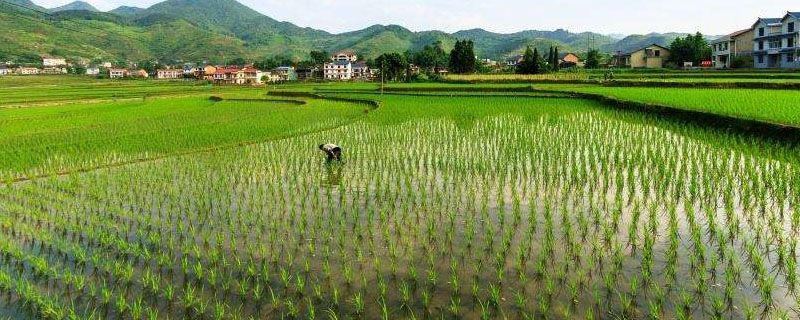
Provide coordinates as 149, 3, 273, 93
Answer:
1, 78, 800, 320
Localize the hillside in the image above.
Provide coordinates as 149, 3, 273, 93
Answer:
50, 1, 98, 12
0, 0, 707, 64
109, 6, 144, 16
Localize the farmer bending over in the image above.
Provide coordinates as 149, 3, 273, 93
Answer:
319, 144, 342, 161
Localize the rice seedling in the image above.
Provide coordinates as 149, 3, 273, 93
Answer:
1, 83, 799, 319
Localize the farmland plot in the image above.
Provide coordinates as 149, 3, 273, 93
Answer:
0, 93, 799, 320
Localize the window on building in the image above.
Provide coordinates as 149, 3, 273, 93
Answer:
789, 38, 795, 48
770, 40, 780, 48
758, 55, 764, 64
759, 27, 765, 36
654, 50, 660, 57
788, 54, 795, 62
790, 22, 796, 33
759, 41, 764, 50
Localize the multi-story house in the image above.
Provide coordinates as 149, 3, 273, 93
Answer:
711, 28, 754, 68
351, 62, 373, 80
753, 13, 800, 68
157, 69, 183, 79
42, 57, 67, 67
0, 66, 10, 75
324, 61, 352, 80
17, 67, 41, 75
331, 50, 358, 62
612, 44, 671, 68
272, 66, 297, 81
109, 68, 129, 79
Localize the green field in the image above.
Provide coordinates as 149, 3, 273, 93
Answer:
1, 78, 800, 320
534, 84, 800, 127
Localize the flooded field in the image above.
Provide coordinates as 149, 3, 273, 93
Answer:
1, 94, 799, 319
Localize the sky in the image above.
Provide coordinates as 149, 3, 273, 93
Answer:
32, 0, 799, 36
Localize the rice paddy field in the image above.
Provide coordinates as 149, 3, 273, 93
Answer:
2, 76, 800, 320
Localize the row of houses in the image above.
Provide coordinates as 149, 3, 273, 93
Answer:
715, 12, 800, 69
711, 11, 799, 68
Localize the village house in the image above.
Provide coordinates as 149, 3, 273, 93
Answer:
42, 56, 67, 67
109, 68, 129, 79
183, 65, 197, 75
711, 29, 754, 68
752, 12, 800, 68
0, 66, 11, 75
41, 66, 67, 74
295, 67, 318, 81
240, 66, 264, 85
157, 69, 183, 79
85, 67, 100, 75
559, 52, 584, 67
506, 55, 524, 67
17, 67, 41, 75
351, 62, 374, 80
613, 44, 671, 68
331, 50, 358, 62
272, 66, 297, 81
202, 65, 217, 79
324, 60, 352, 80
209, 66, 240, 84
134, 69, 149, 78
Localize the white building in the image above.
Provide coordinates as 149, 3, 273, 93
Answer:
0, 67, 11, 75
42, 57, 67, 67
109, 68, 129, 79
156, 69, 182, 79
86, 67, 100, 75
324, 60, 352, 80
17, 67, 40, 75
331, 50, 358, 62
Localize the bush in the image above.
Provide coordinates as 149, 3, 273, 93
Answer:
730, 55, 753, 69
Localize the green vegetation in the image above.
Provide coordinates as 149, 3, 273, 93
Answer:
1, 79, 800, 319
0, 0, 690, 63
537, 84, 800, 126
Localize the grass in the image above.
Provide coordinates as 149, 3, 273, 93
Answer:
0, 79, 799, 319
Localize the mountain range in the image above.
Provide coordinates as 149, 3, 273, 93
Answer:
0, 0, 714, 64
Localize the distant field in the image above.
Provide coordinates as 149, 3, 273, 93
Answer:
0, 80, 368, 181
445, 70, 800, 83
535, 84, 800, 127
0, 76, 268, 106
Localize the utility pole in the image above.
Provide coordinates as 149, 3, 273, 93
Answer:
381, 59, 384, 96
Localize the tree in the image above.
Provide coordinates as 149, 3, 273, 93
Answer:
138, 60, 159, 75
516, 46, 535, 74
413, 41, 449, 73
552, 47, 560, 72
531, 47, 542, 74
375, 53, 407, 81
309, 50, 329, 67
669, 32, 711, 66
585, 49, 600, 69
449, 40, 476, 74
548, 46, 555, 71
227, 57, 247, 66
